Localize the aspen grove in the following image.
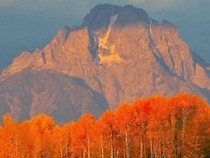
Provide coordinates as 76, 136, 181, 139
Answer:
0, 93, 210, 158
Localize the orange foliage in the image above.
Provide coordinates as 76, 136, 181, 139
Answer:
0, 93, 210, 157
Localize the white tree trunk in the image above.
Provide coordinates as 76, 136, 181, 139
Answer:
87, 137, 91, 158
125, 125, 130, 158
100, 135, 104, 158
110, 132, 114, 158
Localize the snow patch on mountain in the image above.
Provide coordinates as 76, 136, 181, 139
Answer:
97, 14, 123, 63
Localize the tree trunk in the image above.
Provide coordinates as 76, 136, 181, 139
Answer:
59, 139, 63, 158
139, 138, 143, 158
87, 137, 91, 158
64, 142, 68, 158
100, 135, 104, 158
15, 135, 18, 158
125, 125, 130, 158
150, 138, 153, 158
110, 132, 114, 158
83, 147, 86, 158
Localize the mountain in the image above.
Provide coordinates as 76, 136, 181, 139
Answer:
0, 70, 107, 122
1, 4, 210, 122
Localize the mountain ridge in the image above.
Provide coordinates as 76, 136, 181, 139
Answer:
0, 4, 210, 122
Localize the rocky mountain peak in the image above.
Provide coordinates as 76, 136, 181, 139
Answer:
53, 26, 71, 45
82, 4, 150, 31
1, 4, 210, 122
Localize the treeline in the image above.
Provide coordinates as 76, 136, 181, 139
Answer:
0, 93, 210, 158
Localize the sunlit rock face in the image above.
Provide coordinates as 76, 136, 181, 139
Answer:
1, 4, 210, 122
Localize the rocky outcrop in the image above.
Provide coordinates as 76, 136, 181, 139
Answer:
0, 4, 210, 122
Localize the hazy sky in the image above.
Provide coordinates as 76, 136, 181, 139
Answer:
0, 0, 209, 70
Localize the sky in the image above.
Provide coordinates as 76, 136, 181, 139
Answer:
0, 0, 210, 70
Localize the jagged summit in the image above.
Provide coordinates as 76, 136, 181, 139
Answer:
0, 4, 210, 122
82, 4, 150, 30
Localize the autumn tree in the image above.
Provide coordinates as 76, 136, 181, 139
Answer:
71, 114, 95, 158
1, 93, 210, 158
